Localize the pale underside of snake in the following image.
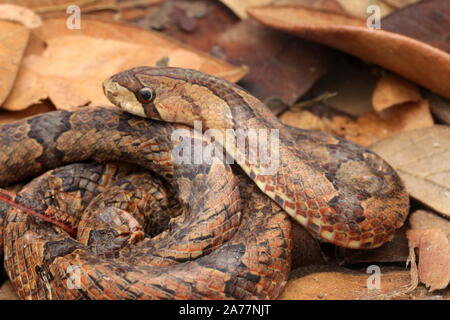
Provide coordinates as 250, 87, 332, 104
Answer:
0, 67, 409, 300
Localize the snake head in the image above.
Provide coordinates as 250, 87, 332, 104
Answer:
103, 66, 234, 130
103, 66, 160, 120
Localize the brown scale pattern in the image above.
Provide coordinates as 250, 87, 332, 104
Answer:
1, 163, 291, 299
0, 108, 290, 299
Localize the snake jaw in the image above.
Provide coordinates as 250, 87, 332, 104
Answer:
103, 78, 147, 118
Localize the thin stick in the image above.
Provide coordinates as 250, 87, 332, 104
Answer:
0, 189, 77, 237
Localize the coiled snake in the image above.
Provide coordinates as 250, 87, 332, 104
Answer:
0, 67, 409, 300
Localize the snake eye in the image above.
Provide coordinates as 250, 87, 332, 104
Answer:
138, 87, 154, 103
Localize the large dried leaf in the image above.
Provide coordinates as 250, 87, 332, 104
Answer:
3, 18, 246, 111
371, 125, 450, 218
248, 5, 450, 100
0, 20, 29, 106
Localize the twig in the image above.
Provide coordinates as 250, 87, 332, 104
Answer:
289, 91, 337, 111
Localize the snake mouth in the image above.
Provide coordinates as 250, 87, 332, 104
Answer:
103, 78, 147, 118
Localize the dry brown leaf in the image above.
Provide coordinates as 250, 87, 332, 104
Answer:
407, 228, 450, 292
0, 20, 30, 107
3, 18, 246, 111
371, 125, 450, 218
372, 73, 421, 113
408, 210, 450, 291
280, 99, 433, 146
36, 18, 247, 83
248, 5, 450, 100
0, 4, 42, 28
279, 266, 412, 300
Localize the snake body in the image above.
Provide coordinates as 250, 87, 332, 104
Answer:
104, 67, 409, 248
0, 67, 409, 300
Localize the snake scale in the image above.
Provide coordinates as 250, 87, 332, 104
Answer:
0, 67, 409, 300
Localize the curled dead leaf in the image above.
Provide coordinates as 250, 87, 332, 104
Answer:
406, 210, 450, 292
407, 228, 450, 292
372, 73, 421, 113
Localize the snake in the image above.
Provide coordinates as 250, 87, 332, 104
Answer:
0, 67, 409, 300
